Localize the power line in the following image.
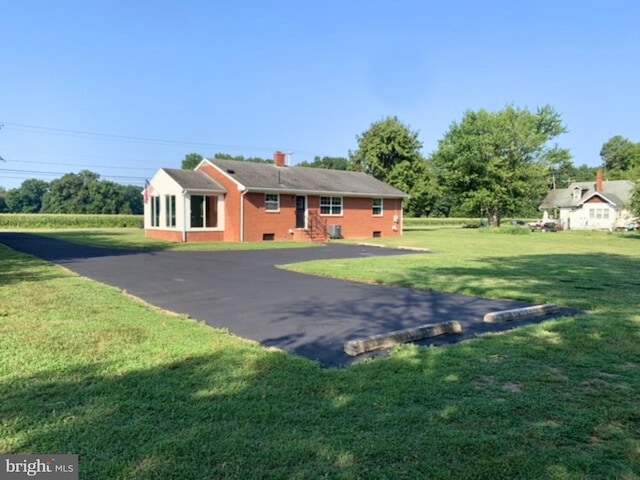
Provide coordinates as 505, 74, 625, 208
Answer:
5, 157, 157, 172
1, 121, 321, 157
0, 167, 145, 183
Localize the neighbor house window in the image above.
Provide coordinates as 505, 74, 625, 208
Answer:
151, 196, 160, 227
320, 196, 342, 215
572, 187, 582, 200
603, 209, 609, 219
165, 195, 176, 228
190, 195, 218, 228
372, 198, 383, 216
596, 209, 602, 219
265, 194, 280, 211
589, 209, 595, 219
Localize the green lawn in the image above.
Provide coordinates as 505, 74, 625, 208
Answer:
1, 229, 639, 479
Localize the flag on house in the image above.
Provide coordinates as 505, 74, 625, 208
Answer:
143, 179, 154, 204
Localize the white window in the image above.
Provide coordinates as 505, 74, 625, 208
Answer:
373, 198, 383, 216
265, 194, 280, 212
572, 187, 582, 200
320, 196, 343, 215
151, 196, 160, 227
589, 209, 595, 219
596, 209, 602, 219
165, 195, 176, 228
603, 208, 609, 219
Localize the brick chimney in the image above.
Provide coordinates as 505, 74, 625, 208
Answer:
274, 151, 286, 167
596, 170, 604, 193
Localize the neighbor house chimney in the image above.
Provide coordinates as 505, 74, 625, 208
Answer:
274, 151, 286, 167
596, 170, 604, 193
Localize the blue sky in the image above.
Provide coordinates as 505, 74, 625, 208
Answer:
1, 0, 638, 189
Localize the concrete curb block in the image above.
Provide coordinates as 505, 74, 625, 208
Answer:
356, 242, 431, 252
483, 304, 560, 324
344, 321, 462, 356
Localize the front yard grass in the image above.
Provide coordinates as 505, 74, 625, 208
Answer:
1, 229, 639, 479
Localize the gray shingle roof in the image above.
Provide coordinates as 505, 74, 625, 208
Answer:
204, 158, 409, 198
162, 168, 226, 192
539, 180, 635, 209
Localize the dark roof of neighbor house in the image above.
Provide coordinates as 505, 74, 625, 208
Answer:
203, 158, 409, 198
539, 180, 635, 210
162, 168, 227, 192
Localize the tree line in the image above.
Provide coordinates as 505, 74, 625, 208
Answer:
182, 106, 640, 225
4, 106, 638, 223
0, 170, 143, 214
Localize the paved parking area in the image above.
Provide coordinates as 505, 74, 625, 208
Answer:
0, 233, 579, 367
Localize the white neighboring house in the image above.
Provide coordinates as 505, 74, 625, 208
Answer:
144, 168, 227, 242
539, 171, 636, 231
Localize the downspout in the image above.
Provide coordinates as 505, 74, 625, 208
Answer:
182, 190, 187, 242
240, 188, 248, 242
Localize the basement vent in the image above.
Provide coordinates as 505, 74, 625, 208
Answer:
263, 233, 275, 241
373, 231, 381, 238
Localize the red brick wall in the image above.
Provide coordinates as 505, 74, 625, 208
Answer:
146, 229, 225, 242
146, 230, 183, 242
243, 192, 298, 242
198, 164, 242, 242
185, 231, 225, 242
321, 197, 403, 239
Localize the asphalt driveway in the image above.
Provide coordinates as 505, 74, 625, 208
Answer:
0, 233, 579, 367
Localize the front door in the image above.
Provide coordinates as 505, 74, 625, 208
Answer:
295, 196, 306, 228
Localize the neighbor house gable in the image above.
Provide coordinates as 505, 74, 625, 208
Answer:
578, 191, 622, 207
538, 174, 636, 231
540, 179, 634, 210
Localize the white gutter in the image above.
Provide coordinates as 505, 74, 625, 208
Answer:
182, 190, 187, 242
240, 188, 248, 242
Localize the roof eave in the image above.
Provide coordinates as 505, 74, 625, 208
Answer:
578, 192, 616, 207
182, 188, 227, 193
243, 186, 409, 198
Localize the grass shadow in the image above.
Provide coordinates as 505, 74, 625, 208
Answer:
3, 317, 639, 479
386, 252, 640, 313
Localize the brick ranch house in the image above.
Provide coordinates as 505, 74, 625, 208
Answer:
539, 170, 636, 230
144, 152, 409, 242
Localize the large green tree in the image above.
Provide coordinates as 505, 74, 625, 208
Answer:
181, 153, 203, 170
0, 187, 8, 213
5, 179, 50, 213
121, 185, 144, 214
214, 152, 271, 163
350, 117, 436, 216
350, 117, 423, 180
600, 136, 640, 174
297, 156, 349, 170
41, 170, 100, 213
630, 186, 640, 218
431, 105, 569, 226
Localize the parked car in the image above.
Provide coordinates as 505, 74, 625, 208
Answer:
530, 221, 558, 232
626, 218, 640, 231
